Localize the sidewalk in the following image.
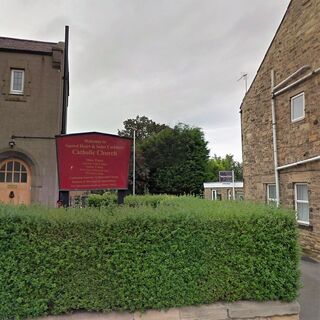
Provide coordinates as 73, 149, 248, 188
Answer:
299, 256, 320, 320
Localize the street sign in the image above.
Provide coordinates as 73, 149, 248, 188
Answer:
219, 171, 233, 183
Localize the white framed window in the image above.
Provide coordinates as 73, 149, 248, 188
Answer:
10, 69, 24, 94
295, 183, 309, 225
291, 92, 305, 122
267, 184, 277, 205
211, 190, 222, 200
227, 189, 232, 200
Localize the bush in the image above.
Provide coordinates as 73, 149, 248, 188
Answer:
0, 199, 300, 319
88, 193, 179, 208
124, 194, 176, 207
87, 193, 117, 208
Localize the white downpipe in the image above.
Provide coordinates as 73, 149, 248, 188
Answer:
232, 170, 235, 200
133, 130, 136, 195
271, 70, 280, 207
273, 65, 310, 91
277, 155, 320, 171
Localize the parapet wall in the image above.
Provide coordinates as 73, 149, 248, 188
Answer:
37, 301, 300, 320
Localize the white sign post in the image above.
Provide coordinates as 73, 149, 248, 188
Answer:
219, 170, 235, 200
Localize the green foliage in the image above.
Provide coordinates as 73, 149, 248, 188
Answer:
118, 116, 242, 195
206, 154, 243, 181
0, 200, 300, 319
88, 193, 117, 208
124, 194, 176, 207
141, 124, 209, 195
118, 115, 168, 143
88, 194, 176, 209
118, 115, 168, 194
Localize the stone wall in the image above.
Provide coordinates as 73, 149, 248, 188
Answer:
36, 301, 300, 320
0, 42, 64, 206
241, 0, 320, 259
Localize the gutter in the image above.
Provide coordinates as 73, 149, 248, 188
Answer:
277, 155, 320, 171
274, 67, 320, 96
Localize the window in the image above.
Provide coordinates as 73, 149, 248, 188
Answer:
211, 190, 222, 201
267, 184, 277, 205
0, 160, 28, 183
295, 184, 309, 225
291, 92, 305, 122
10, 69, 24, 94
236, 191, 244, 201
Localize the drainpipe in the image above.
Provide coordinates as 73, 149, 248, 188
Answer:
270, 65, 320, 207
271, 70, 280, 207
61, 25, 69, 135
232, 170, 235, 200
133, 130, 136, 195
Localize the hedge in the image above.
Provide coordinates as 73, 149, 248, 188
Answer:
88, 193, 177, 208
87, 193, 117, 208
124, 194, 177, 207
0, 198, 300, 319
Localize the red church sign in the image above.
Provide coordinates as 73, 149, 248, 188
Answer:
56, 132, 132, 191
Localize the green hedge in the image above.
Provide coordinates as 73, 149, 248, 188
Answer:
87, 193, 117, 208
124, 194, 177, 207
88, 193, 177, 208
0, 199, 300, 319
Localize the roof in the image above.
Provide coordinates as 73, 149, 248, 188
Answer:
0, 37, 60, 55
203, 182, 244, 189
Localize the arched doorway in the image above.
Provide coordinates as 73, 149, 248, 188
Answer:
0, 159, 31, 205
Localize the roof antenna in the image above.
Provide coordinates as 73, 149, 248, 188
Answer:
237, 73, 248, 94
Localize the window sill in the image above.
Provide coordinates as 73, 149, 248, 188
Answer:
6, 95, 27, 102
298, 223, 313, 231
10, 91, 24, 95
291, 117, 305, 123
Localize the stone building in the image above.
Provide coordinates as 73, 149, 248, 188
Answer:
203, 182, 243, 201
0, 32, 69, 206
241, 0, 320, 259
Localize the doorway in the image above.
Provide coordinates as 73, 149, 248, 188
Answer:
0, 159, 31, 205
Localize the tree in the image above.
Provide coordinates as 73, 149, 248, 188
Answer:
118, 115, 169, 142
118, 115, 168, 194
206, 154, 243, 182
141, 123, 209, 195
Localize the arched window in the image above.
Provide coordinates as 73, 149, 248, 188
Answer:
0, 160, 28, 183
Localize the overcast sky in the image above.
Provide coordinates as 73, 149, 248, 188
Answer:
1, 0, 290, 161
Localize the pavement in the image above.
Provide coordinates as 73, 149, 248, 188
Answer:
299, 256, 320, 320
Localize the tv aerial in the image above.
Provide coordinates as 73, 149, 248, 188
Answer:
237, 73, 248, 94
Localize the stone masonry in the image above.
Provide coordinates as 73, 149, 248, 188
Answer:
241, 0, 320, 259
